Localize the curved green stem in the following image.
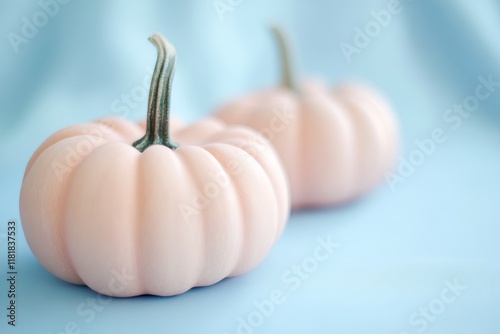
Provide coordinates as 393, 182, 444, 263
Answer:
133, 33, 178, 152
271, 26, 297, 92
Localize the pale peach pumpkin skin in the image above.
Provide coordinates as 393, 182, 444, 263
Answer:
20, 117, 289, 297
215, 80, 399, 209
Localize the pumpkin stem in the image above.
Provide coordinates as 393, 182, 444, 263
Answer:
133, 33, 178, 152
271, 26, 297, 92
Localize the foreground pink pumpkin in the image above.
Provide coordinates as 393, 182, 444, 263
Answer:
20, 34, 289, 297
215, 28, 399, 209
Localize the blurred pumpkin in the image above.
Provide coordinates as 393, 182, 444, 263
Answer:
215, 27, 399, 209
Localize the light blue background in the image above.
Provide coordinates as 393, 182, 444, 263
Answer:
1, 0, 500, 333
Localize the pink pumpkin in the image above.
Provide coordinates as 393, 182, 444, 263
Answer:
20, 34, 289, 297
215, 27, 399, 209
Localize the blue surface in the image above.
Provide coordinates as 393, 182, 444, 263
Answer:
1, 0, 500, 333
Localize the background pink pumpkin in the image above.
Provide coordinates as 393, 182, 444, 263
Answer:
19, 34, 289, 297
215, 27, 399, 209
